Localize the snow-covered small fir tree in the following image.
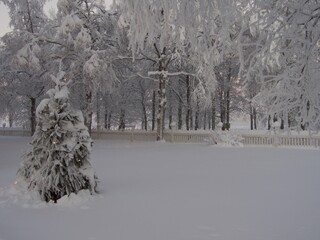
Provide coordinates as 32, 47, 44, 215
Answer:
17, 71, 97, 202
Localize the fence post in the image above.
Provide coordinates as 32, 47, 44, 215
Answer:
170, 122, 176, 143
130, 126, 135, 142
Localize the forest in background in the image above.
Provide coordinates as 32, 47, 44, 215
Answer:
0, 0, 319, 140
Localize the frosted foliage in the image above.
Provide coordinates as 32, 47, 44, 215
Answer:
118, 0, 240, 63
75, 27, 92, 49
207, 130, 244, 147
1, 0, 47, 32
57, 0, 71, 13
14, 42, 41, 71
84, 54, 100, 77
17, 72, 97, 203
244, 0, 320, 130
117, 0, 241, 104
83, 53, 117, 93
59, 15, 83, 36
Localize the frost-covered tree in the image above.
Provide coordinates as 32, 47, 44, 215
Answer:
0, 0, 54, 134
241, 0, 320, 130
52, 0, 117, 132
116, 0, 243, 138
17, 72, 97, 203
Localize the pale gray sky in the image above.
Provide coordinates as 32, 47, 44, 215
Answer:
0, 0, 113, 37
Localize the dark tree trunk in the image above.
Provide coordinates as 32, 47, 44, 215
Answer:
85, 91, 93, 134
141, 98, 148, 131
143, 108, 148, 131
211, 93, 216, 130
195, 96, 200, 130
168, 90, 173, 130
178, 98, 182, 130
8, 111, 14, 128
225, 61, 231, 130
119, 109, 125, 130
30, 97, 36, 136
253, 107, 257, 130
107, 112, 112, 129
186, 75, 191, 131
219, 89, 225, 125
104, 110, 108, 129
280, 117, 284, 130
268, 115, 271, 130
250, 104, 253, 130
156, 70, 166, 140
226, 89, 230, 130
152, 90, 156, 131
96, 92, 101, 130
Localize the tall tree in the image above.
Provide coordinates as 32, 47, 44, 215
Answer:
0, 0, 49, 134
53, 0, 117, 132
117, 0, 243, 138
241, 0, 320, 130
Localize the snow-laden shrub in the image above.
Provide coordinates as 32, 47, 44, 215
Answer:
17, 72, 97, 203
206, 130, 244, 147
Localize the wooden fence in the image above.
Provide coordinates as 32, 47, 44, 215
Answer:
92, 130, 320, 148
0, 129, 31, 137
1, 129, 319, 148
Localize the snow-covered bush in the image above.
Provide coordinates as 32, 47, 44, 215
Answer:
17, 72, 97, 203
206, 130, 244, 147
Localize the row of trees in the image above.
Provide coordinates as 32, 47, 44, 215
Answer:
1, 0, 319, 140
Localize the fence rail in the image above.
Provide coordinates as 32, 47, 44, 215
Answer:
242, 134, 320, 148
91, 130, 320, 148
1, 129, 319, 148
0, 129, 31, 137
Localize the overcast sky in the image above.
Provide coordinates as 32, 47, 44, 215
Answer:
0, 0, 113, 37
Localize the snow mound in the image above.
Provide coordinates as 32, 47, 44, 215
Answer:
206, 130, 244, 147
0, 180, 93, 209
56, 190, 93, 208
0, 181, 46, 209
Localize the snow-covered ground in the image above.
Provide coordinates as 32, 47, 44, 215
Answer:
0, 136, 320, 240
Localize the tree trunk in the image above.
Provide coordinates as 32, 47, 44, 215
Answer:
104, 110, 108, 129
219, 89, 225, 126
211, 93, 216, 130
107, 112, 112, 129
104, 95, 108, 129
250, 104, 253, 130
225, 61, 231, 130
141, 100, 148, 131
85, 91, 93, 134
152, 90, 156, 131
186, 75, 191, 131
178, 97, 182, 130
119, 109, 125, 131
96, 92, 101, 130
226, 88, 230, 130
253, 107, 257, 130
203, 111, 207, 130
168, 90, 173, 130
195, 95, 200, 130
268, 115, 271, 130
169, 106, 173, 130
143, 107, 148, 131
156, 71, 166, 140
30, 97, 36, 136
8, 110, 14, 127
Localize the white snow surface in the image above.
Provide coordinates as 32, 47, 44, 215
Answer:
0, 136, 320, 240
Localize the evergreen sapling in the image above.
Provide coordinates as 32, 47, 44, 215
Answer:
17, 72, 97, 202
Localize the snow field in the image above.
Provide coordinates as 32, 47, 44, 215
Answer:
0, 136, 320, 240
